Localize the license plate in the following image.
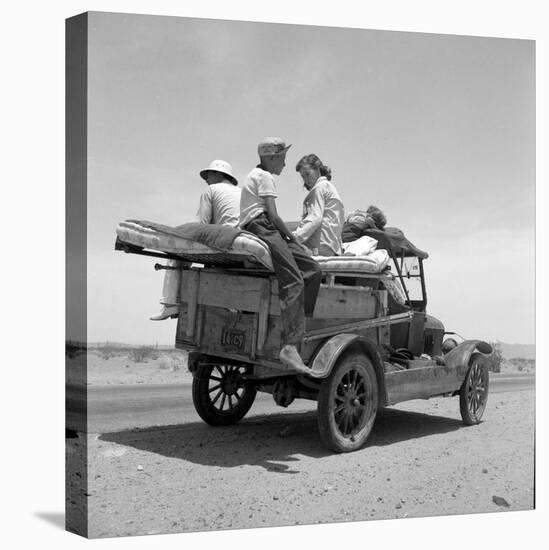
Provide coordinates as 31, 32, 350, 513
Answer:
221, 328, 245, 350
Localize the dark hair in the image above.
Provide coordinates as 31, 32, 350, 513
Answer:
366, 205, 387, 229
295, 154, 332, 181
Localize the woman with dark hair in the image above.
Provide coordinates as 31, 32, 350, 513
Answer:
293, 154, 345, 256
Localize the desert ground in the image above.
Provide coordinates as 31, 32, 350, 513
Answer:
66, 349, 535, 538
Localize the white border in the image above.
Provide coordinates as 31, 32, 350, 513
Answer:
2, 1, 545, 549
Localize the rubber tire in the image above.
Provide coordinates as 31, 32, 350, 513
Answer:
192, 363, 257, 426
459, 352, 489, 425
317, 351, 379, 452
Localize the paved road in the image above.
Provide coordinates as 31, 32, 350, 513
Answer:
66, 372, 534, 434
66, 382, 314, 433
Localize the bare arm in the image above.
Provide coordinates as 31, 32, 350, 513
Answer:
195, 188, 213, 224
263, 196, 296, 242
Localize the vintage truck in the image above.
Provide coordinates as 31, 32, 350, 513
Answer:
115, 221, 491, 452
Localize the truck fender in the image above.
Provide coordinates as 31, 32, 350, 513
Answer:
444, 340, 492, 391
444, 340, 492, 368
310, 333, 388, 405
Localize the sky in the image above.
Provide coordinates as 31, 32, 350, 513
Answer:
79, 11, 535, 345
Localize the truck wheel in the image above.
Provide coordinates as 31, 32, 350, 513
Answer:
459, 352, 489, 425
317, 352, 378, 452
192, 363, 257, 426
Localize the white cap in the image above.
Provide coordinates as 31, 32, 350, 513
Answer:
258, 137, 292, 156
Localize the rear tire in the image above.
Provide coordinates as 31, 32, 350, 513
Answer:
317, 352, 378, 452
192, 363, 257, 426
459, 353, 489, 425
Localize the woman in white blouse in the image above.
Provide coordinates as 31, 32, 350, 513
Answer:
293, 154, 345, 256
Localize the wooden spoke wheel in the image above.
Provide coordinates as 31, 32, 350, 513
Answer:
459, 352, 489, 425
317, 352, 378, 452
192, 363, 257, 426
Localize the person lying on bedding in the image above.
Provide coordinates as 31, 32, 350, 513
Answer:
150, 160, 241, 320
341, 205, 387, 243
292, 153, 345, 256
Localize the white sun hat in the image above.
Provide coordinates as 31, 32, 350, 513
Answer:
199, 159, 238, 186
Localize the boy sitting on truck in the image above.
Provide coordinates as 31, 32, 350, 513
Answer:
240, 137, 322, 374
150, 160, 241, 320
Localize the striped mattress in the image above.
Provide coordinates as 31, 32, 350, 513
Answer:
116, 220, 390, 274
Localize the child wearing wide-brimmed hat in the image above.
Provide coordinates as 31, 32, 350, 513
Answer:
151, 160, 241, 320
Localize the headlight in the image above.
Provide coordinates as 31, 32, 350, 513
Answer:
442, 338, 458, 354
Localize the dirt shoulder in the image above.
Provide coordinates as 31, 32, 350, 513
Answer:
68, 350, 534, 387
66, 351, 193, 386
74, 387, 534, 538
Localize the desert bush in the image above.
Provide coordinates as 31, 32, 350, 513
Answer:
99, 344, 116, 360
129, 346, 157, 363
508, 357, 535, 372
157, 356, 170, 370
486, 342, 503, 373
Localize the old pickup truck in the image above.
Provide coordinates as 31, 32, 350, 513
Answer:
115, 221, 491, 452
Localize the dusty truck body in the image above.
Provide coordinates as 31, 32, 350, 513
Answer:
116, 222, 491, 452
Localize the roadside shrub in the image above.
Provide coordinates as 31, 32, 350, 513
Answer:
129, 346, 156, 363
157, 357, 170, 370
99, 344, 116, 360
508, 357, 535, 372
157, 355, 183, 372
486, 342, 503, 373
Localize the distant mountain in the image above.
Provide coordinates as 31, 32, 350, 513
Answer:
499, 343, 536, 360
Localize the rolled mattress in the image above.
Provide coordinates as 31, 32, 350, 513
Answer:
116, 220, 274, 269
116, 220, 390, 274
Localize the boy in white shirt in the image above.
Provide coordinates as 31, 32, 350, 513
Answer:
240, 138, 322, 374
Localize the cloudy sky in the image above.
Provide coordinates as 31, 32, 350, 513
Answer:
80, 11, 535, 345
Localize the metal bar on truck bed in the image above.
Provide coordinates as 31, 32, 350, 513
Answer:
256, 278, 272, 354
303, 311, 413, 342
186, 270, 200, 339
154, 263, 182, 271
115, 237, 191, 264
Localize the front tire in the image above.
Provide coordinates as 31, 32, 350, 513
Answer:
192, 363, 257, 426
459, 352, 489, 425
317, 352, 378, 452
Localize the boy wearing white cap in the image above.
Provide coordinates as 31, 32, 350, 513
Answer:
240, 138, 322, 373
151, 160, 241, 320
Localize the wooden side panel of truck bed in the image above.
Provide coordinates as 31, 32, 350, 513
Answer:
175, 269, 385, 364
